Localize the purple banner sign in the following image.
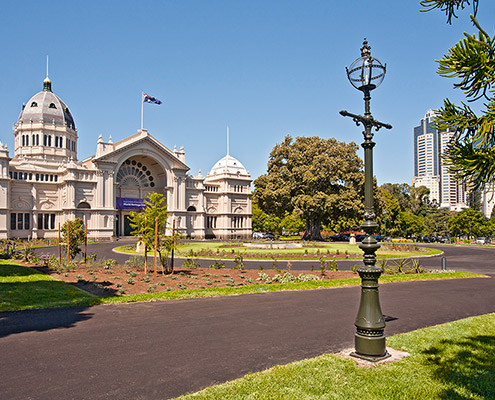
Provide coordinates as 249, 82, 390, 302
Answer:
116, 197, 146, 210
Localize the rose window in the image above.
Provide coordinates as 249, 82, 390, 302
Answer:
116, 159, 155, 188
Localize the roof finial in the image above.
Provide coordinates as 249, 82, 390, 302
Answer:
227, 125, 230, 156
43, 55, 52, 92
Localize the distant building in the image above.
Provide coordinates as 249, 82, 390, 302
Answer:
412, 110, 467, 211
0, 76, 252, 239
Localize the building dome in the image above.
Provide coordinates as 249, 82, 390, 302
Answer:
208, 154, 249, 176
17, 79, 76, 130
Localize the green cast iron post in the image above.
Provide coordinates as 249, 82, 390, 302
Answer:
340, 39, 392, 361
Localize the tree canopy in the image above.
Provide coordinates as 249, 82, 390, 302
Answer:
447, 208, 488, 237
254, 135, 364, 241
129, 192, 179, 274
420, 0, 495, 192
61, 218, 86, 260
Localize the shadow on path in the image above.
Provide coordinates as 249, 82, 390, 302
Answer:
0, 306, 93, 339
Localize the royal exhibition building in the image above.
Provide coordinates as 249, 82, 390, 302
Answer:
0, 76, 252, 240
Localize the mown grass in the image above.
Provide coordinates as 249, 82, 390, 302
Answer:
174, 313, 495, 400
0, 260, 484, 311
0, 260, 96, 311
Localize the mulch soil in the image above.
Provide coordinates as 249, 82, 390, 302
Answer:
29, 262, 357, 297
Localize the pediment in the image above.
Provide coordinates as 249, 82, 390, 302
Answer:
93, 131, 189, 171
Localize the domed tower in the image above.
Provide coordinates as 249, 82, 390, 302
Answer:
14, 76, 78, 161
204, 153, 252, 239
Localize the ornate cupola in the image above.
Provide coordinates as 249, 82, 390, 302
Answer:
43, 75, 52, 92
13, 75, 78, 162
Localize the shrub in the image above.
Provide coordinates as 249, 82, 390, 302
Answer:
87, 252, 97, 264
210, 260, 225, 269
233, 254, 245, 270
182, 258, 200, 269
257, 272, 271, 283
104, 259, 116, 270
125, 256, 145, 269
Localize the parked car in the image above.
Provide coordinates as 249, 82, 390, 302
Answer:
252, 232, 264, 239
476, 237, 489, 245
263, 233, 276, 240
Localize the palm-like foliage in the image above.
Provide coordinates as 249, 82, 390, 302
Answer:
421, 1, 495, 192
420, 0, 478, 24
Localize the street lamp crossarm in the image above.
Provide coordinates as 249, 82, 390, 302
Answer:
372, 120, 392, 131
340, 110, 392, 131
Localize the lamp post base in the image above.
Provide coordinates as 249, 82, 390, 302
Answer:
351, 334, 391, 362
350, 350, 391, 363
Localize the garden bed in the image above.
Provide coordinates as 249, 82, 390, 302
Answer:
32, 261, 357, 297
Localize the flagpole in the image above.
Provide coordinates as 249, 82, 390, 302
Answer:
141, 92, 144, 130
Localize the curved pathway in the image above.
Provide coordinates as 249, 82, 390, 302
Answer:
35, 240, 495, 274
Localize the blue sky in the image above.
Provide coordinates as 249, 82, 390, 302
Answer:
1, 1, 494, 185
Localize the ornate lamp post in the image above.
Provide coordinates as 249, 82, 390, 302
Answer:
340, 39, 392, 361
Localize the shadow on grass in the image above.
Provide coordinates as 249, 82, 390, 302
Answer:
422, 335, 495, 399
0, 265, 41, 277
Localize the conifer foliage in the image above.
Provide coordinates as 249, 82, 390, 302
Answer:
421, 0, 495, 191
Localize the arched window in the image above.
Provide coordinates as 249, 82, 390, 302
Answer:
31, 102, 37, 107
77, 202, 91, 209
187, 205, 196, 212
49, 103, 57, 109
116, 159, 158, 189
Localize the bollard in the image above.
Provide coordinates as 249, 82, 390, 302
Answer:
441, 256, 446, 271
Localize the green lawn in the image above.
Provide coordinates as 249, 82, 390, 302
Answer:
115, 242, 442, 260
0, 260, 96, 311
174, 313, 495, 400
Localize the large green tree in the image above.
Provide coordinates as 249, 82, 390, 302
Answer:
423, 207, 454, 236
420, 0, 495, 192
377, 187, 401, 236
397, 212, 425, 237
447, 207, 487, 237
254, 135, 364, 241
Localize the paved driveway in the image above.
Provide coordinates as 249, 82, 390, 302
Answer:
0, 274, 493, 399
34, 240, 495, 274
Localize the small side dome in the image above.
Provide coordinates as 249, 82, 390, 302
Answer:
207, 154, 249, 176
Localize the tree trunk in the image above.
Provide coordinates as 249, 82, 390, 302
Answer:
158, 249, 173, 275
302, 217, 323, 241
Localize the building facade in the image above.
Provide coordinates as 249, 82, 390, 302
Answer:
0, 77, 252, 240
412, 110, 468, 211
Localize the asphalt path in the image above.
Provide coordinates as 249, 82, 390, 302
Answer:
0, 275, 493, 399
0, 241, 491, 399
34, 239, 495, 274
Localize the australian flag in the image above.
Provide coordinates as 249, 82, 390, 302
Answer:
143, 93, 162, 104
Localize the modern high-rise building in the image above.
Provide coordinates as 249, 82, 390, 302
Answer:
412, 110, 467, 211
